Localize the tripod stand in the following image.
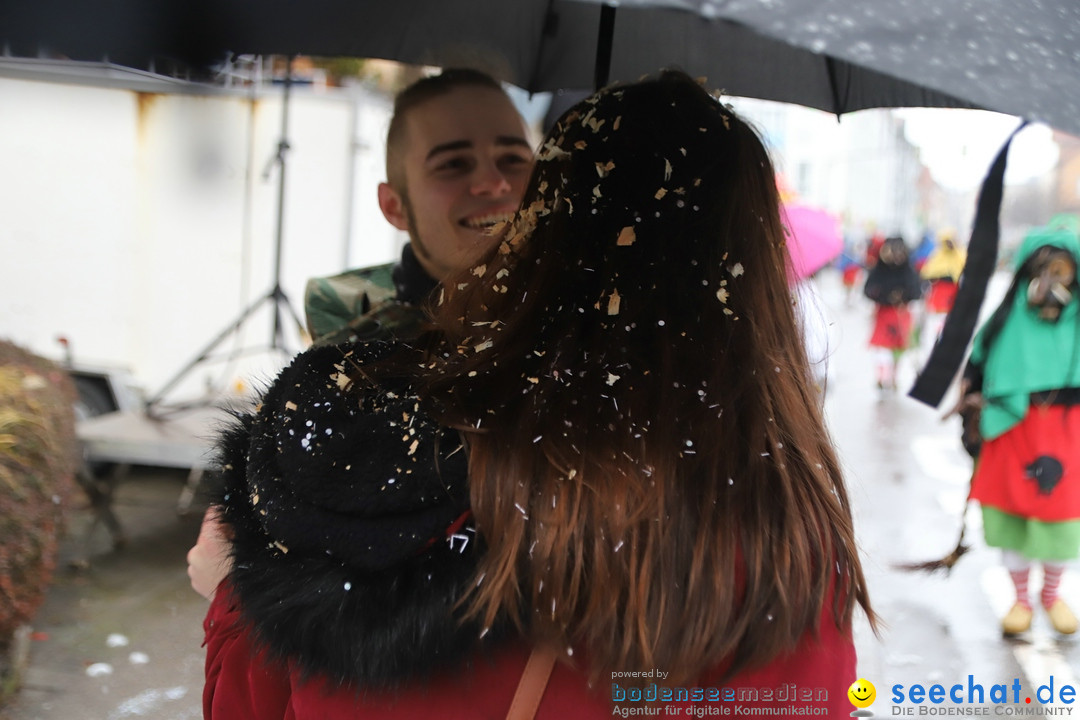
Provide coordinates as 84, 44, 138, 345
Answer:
146, 56, 305, 415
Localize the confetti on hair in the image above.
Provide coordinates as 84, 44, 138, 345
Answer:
472, 264, 487, 277
574, 140, 587, 150
716, 288, 729, 303
606, 373, 621, 386
607, 289, 622, 315
664, 158, 673, 181
537, 137, 570, 161
284, 401, 298, 411
729, 262, 745, 277
613, 115, 622, 130
474, 339, 494, 352
595, 160, 616, 178
655, 188, 668, 200
616, 226, 636, 246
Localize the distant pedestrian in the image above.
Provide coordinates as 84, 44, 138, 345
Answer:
836, 240, 864, 306
862, 236, 924, 390
917, 231, 966, 363
961, 219, 1080, 636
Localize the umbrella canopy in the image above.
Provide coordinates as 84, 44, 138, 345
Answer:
781, 205, 843, 281
3, 0, 1079, 135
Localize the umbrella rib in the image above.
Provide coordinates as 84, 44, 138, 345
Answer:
526, 0, 559, 94
824, 55, 844, 120
594, 3, 616, 90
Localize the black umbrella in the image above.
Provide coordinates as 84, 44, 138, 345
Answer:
5, 0, 1078, 133
5, 0, 1074, 405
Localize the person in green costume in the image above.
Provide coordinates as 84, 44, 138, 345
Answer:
962, 214, 1080, 636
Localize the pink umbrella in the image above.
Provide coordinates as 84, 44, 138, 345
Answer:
781, 204, 843, 281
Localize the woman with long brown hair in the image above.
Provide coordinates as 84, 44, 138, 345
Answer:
196, 70, 873, 718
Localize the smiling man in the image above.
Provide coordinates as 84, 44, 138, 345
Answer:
304, 69, 534, 345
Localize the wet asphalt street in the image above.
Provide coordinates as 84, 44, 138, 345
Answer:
3, 269, 1079, 719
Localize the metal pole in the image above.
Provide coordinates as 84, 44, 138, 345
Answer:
270, 56, 293, 350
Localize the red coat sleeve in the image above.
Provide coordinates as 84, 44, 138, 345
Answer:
202, 583, 293, 720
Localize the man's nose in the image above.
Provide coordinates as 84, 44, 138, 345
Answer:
471, 161, 512, 196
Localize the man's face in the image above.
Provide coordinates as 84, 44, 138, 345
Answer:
379, 86, 533, 282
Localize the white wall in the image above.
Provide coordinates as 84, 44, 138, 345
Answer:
0, 69, 398, 402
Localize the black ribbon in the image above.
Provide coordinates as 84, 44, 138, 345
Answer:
908, 121, 1028, 407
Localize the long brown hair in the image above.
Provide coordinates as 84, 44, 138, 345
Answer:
418, 71, 872, 682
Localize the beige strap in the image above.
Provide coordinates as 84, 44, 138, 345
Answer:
505, 647, 558, 720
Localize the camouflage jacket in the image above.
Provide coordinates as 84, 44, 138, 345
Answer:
303, 244, 439, 346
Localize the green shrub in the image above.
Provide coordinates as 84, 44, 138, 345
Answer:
0, 341, 78, 701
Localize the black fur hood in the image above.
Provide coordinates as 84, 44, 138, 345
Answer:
213, 341, 504, 688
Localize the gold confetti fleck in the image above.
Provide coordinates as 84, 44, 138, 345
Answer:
574, 140, 587, 150
607, 289, 622, 315
595, 160, 616, 178
679, 147, 687, 156
613, 115, 622, 130
408, 440, 419, 455
716, 288, 729, 303
251, 493, 259, 505
333, 372, 350, 390
474, 339, 494, 352
664, 158, 673, 181
472, 264, 487, 277
496, 268, 510, 279
273, 541, 289, 554
616, 226, 636, 246
284, 401, 298, 411
457, 282, 469, 290
527, 377, 540, 384
537, 137, 570, 161
723, 308, 735, 316
593, 185, 602, 199
655, 188, 667, 200
730, 262, 745, 277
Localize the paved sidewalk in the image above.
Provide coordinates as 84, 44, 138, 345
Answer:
2, 467, 210, 720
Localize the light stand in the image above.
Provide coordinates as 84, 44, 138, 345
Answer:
146, 56, 305, 415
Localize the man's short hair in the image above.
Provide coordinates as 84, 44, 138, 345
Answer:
385, 68, 508, 193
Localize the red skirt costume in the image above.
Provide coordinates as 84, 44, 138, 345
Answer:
869, 305, 913, 350
971, 405, 1080, 523
925, 279, 959, 314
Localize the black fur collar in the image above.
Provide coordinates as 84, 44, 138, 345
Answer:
212, 343, 507, 688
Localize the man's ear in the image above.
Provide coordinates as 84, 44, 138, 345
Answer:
378, 183, 410, 232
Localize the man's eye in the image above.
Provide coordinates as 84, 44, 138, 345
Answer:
436, 157, 472, 172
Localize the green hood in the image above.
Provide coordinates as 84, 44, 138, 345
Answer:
971, 218, 1080, 440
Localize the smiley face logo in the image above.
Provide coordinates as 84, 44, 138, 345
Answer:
848, 678, 876, 708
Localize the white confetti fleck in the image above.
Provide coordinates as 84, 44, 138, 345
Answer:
729, 262, 744, 277
86, 662, 113, 677
128, 651, 149, 665
106, 633, 129, 648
